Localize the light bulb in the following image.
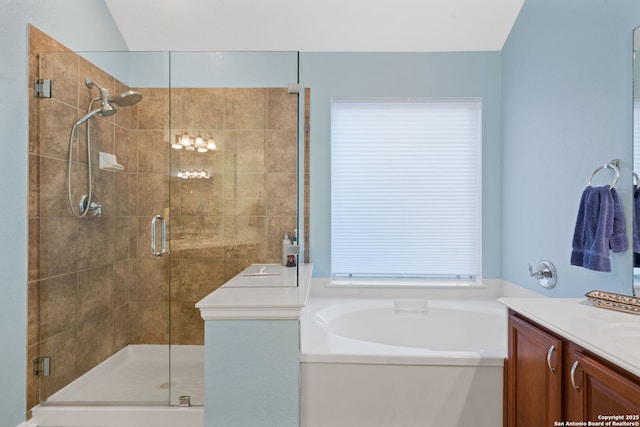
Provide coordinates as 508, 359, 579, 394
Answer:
206, 137, 217, 150
171, 135, 184, 150
194, 134, 205, 148
180, 131, 191, 147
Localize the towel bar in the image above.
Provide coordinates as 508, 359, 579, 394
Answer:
587, 159, 620, 189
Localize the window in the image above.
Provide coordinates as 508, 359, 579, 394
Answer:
330, 98, 482, 283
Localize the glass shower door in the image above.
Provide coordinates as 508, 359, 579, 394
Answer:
167, 51, 300, 406
29, 45, 300, 410
30, 48, 172, 406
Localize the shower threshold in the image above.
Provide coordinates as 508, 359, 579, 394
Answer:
32, 344, 204, 427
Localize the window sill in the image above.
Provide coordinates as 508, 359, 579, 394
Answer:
328, 278, 485, 289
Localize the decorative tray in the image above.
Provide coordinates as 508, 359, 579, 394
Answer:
585, 290, 640, 315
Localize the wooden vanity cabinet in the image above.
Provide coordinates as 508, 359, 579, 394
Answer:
506, 311, 563, 427
565, 343, 640, 421
506, 310, 640, 427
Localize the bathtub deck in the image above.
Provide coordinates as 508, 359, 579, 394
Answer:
301, 296, 507, 365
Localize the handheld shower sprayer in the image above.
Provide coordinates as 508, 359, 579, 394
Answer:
74, 107, 107, 126
68, 78, 143, 218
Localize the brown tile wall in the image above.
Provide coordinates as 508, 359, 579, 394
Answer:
28, 26, 138, 409
27, 26, 298, 412
162, 87, 298, 345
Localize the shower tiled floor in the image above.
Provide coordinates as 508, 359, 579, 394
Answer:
46, 345, 204, 406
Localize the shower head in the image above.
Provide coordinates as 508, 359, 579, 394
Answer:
111, 90, 142, 107
85, 78, 143, 108
75, 79, 142, 126
98, 100, 117, 117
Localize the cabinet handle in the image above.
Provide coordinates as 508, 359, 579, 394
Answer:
546, 345, 556, 373
570, 360, 580, 390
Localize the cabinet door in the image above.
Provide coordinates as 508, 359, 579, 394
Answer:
506, 312, 563, 427
565, 344, 640, 421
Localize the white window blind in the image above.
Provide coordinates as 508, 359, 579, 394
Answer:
331, 98, 482, 280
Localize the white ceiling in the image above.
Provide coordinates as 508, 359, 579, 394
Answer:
105, 0, 524, 52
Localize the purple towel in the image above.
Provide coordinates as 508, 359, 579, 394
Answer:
634, 189, 640, 267
609, 188, 627, 253
571, 186, 627, 272
635, 189, 640, 253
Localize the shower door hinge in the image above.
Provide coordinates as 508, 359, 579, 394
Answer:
288, 83, 300, 94
34, 79, 52, 98
33, 356, 51, 377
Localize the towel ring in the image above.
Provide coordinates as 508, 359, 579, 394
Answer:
587, 160, 620, 189
634, 172, 640, 191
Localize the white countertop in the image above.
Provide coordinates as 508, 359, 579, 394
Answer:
196, 263, 313, 320
499, 297, 640, 378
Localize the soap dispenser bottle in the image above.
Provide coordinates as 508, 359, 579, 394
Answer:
282, 231, 291, 266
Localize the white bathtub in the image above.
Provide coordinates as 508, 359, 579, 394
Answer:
300, 295, 507, 427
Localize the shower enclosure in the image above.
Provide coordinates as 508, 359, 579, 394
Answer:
28, 27, 300, 412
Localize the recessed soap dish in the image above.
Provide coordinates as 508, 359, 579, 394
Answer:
99, 152, 124, 172
585, 290, 640, 315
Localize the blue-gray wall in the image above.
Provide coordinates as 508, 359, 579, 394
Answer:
300, 52, 503, 278
205, 320, 300, 427
3, 0, 640, 425
502, 0, 640, 297
0, 1, 126, 425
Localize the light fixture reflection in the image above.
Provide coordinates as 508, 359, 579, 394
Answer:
177, 170, 210, 179
171, 136, 183, 150
172, 130, 217, 153
173, 130, 215, 179
180, 130, 191, 145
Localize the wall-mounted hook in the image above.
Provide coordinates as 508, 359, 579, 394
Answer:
528, 260, 557, 289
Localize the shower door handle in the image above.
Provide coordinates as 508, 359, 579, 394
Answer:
151, 215, 167, 257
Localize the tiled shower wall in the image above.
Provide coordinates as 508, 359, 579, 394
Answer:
28, 26, 138, 409
27, 26, 297, 411
164, 86, 298, 345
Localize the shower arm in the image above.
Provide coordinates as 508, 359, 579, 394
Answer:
85, 78, 110, 103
